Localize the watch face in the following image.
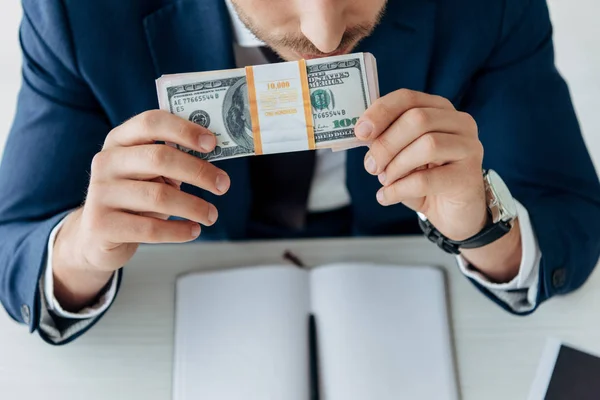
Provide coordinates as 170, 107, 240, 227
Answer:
487, 170, 518, 221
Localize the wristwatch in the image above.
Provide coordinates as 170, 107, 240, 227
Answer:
417, 169, 518, 255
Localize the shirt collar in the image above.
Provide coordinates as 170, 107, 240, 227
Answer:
224, 0, 265, 47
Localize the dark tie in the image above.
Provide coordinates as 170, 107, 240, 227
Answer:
248, 47, 317, 231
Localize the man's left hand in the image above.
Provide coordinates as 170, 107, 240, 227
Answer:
354, 89, 487, 241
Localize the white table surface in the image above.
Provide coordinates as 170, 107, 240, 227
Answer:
1, 236, 599, 399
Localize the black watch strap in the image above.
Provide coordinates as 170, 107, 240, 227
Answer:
418, 216, 512, 255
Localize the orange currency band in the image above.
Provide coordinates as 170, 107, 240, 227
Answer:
245, 66, 263, 155
298, 59, 316, 150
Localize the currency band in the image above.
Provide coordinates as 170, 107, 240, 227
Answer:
245, 59, 316, 156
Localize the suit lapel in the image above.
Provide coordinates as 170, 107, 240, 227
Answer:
356, 0, 437, 95
349, 0, 438, 229
143, 0, 236, 76
143, 0, 251, 239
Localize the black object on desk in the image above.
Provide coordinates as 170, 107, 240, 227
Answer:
530, 340, 600, 400
309, 314, 321, 400
545, 345, 600, 400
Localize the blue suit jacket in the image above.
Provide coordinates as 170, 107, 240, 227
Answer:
1, 0, 599, 343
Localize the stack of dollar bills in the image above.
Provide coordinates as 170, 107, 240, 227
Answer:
156, 52, 379, 161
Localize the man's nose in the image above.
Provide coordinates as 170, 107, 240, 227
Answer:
299, 0, 346, 54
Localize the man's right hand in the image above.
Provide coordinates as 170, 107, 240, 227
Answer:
52, 110, 230, 312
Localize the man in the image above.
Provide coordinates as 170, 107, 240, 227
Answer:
0, 0, 598, 345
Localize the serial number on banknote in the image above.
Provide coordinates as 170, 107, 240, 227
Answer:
314, 110, 347, 119
172, 94, 221, 113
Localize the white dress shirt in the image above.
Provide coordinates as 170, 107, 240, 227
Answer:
37, 1, 542, 343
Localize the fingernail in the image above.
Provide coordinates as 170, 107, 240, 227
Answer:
355, 121, 373, 139
191, 224, 201, 238
208, 204, 218, 224
216, 174, 230, 194
376, 189, 385, 204
199, 135, 215, 152
364, 155, 377, 174
378, 172, 386, 185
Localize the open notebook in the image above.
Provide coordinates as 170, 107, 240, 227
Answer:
173, 263, 458, 400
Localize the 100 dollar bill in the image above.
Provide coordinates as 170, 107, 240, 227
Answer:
156, 52, 379, 161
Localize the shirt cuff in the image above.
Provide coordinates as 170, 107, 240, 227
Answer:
456, 200, 542, 312
43, 217, 118, 319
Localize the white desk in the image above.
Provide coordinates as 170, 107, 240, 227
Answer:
1, 236, 599, 399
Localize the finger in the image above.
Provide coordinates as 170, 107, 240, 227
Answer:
91, 144, 231, 195
376, 164, 461, 206
137, 177, 182, 221
354, 89, 455, 141
364, 108, 477, 175
104, 110, 217, 153
379, 133, 472, 185
100, 211, 201, 244
92, 180, 219, 226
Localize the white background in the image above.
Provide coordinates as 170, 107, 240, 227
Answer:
0, 1, 598, 164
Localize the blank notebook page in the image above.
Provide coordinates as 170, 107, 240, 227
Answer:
310, 263, 458, 400
173, 266, 310, 400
